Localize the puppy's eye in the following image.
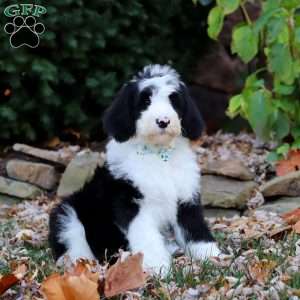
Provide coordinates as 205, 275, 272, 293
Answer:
144, 97, 151, 105
140, 90, 152, 105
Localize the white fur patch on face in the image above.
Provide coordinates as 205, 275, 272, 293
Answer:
136, 77, 182, 146
57, 205, 95, 263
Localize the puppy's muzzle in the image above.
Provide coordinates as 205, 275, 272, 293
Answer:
156, 117, 170, 129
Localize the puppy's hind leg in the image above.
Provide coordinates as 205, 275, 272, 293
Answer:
49, 204, 95, 263
175, 199, 221, 260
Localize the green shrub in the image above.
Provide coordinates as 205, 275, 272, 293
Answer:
207, 0, 300, 160
0, 0, 207, 142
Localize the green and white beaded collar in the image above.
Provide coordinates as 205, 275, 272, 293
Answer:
136, 144, 175, 162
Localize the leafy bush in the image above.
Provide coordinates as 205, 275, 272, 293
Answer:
207, 0, 300, 160
0, 0, 207, 142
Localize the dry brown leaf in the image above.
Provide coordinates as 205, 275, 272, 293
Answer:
0, 274, 20, 295
104, 253, 148, 298
282, 208, 300, 225
243, 228, 264, 240
45, 137, 61, 149
268, 226, 292, 240
276, 150, 300, 176
62, 273, 99, 300
41, 262, 99, 300
249, 260, 277, 284
293, 220, 300, 234
41, 274, 67, 300
70, 260, 99, 284
0, 264, 27, 295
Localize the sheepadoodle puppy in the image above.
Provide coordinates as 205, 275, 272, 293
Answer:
49, 64, 220, 273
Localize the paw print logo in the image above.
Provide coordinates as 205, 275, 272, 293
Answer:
4, 16, 45, 48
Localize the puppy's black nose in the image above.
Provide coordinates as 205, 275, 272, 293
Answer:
156, 118, 170, 129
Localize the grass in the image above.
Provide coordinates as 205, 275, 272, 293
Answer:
1, 209, 300, 299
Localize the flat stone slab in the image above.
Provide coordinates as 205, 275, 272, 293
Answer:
6, 160, 59, 190
57, 150, 105, 197
202, 175, 257, 209
260, 171, 300, 197
0, 194, 20, 205
255, 197, 300, 215
0, 176, 42, 199
201, 159, 254, 181
13, 143, 79, 166
204, 207, 240, 218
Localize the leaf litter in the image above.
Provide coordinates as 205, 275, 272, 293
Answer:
1, 133, 300, 299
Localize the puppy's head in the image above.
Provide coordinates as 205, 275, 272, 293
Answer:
103, 64, 204, 146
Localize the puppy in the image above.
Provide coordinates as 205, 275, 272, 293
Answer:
49, 64, 220, 274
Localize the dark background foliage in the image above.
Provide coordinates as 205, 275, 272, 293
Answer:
0, 0, 211, 143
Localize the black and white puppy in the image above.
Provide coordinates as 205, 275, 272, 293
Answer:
49, 64, 220, 273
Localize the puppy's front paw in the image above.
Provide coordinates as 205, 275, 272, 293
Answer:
143, 255, 171, 277
186, 241, 221, 260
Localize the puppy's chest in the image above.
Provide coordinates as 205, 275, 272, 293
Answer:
126, 152, 200, 204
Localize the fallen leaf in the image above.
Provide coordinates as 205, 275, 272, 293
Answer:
41, 274, 66, 300
293, 220, 300, 234
249, 260, 277, 284
268, 225, 292, 240
243, 228, 264, 240
41, 261, 99, 300
0, 264, 27, 295
45, 137, 61, 149
104, 253, 148, 298
71, 260, 99, 283
276, 150, 300, 176
61, 273, 99, 300
0, 274, 20, 295
282, 208, 300, 225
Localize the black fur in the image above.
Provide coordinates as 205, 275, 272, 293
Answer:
102, 82, 139, 142
49, 65, 214, 265
179, 84, 204, 140
102, 83, 155, 142
49, 165, 141, 261
177, 196, 214, 243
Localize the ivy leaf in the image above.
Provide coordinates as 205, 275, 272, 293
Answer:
271, 110, 290, 141
247, 90, 272, 140
268, 44, 294, 84
245, 73, 265, 90
254, 8, 281, 34
292, 127, 300, 140
294, 27, 300, 45
267, 151, 280, 162
274, 98, 296, 113
207, 6, 224, 40
232, 25, 259, 63
276, 143, 290, 156
227, 94, 243, 118
216, 0, 240, 14
274, 80, 295, 95
292, 138, 300, 150
266, 17, 287, 44
282, 0, 300, 10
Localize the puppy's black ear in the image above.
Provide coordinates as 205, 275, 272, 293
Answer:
103, 82, 138, 142
180, 84, 205, 140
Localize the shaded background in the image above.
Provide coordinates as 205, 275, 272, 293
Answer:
0, 0, 254, 144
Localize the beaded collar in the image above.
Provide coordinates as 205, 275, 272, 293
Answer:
136, 144, 175, 162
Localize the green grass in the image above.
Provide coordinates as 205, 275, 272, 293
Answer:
1, 216, 300, 299
289, 272, 300, 289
